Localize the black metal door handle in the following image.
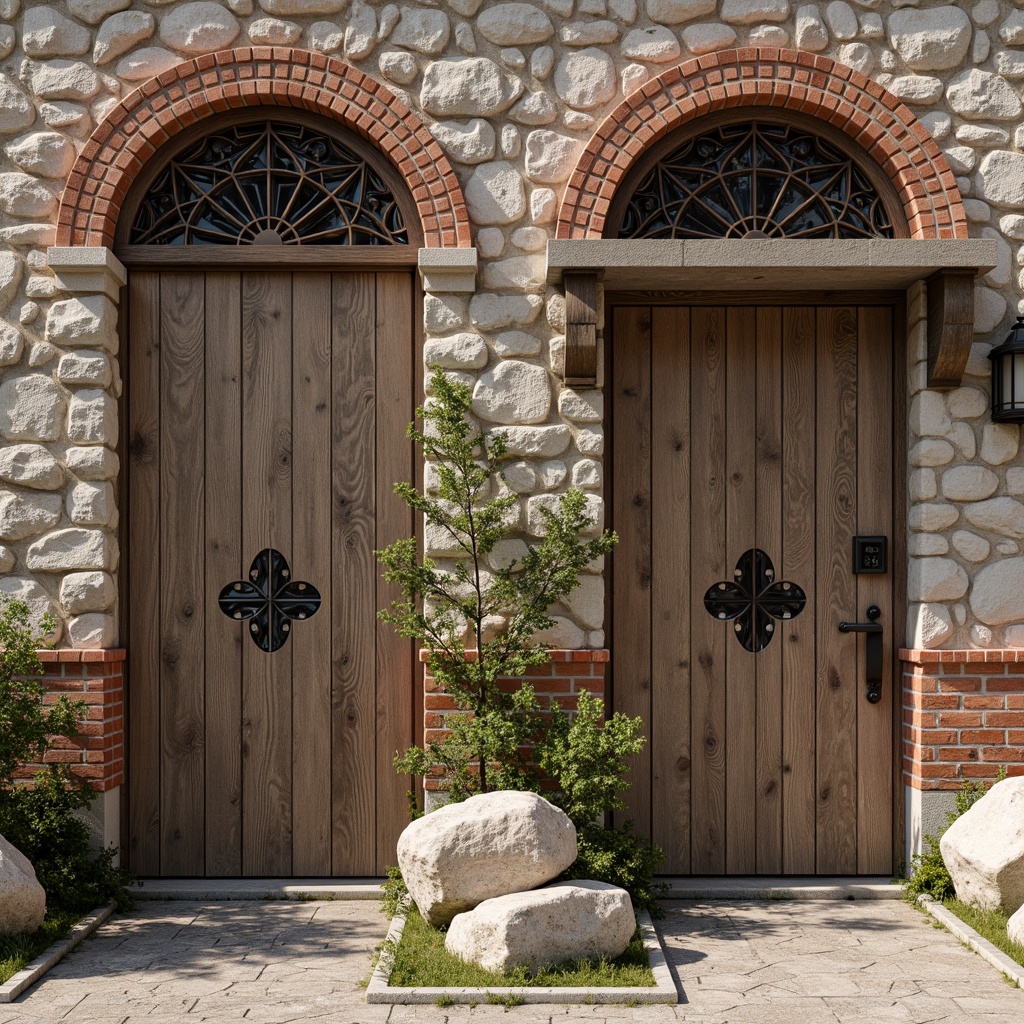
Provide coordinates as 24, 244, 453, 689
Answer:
838, 605, 883, 704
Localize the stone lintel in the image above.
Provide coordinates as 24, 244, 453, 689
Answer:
47, 246, 127, 301
418, 247, 478, 293
545, 239, 998, 292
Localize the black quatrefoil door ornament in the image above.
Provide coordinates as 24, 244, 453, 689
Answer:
703, 548, 807, 653
219, 549, 321, 653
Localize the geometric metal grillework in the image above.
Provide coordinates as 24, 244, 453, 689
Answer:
704, 548, 806, 653
618, 121, 894, 241
131, 120, 408, 246
218, 548, 321, 653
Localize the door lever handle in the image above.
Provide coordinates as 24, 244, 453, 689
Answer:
837, 605, 883, 704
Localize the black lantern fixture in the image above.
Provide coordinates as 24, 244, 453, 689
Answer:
989, 316, 1024, 423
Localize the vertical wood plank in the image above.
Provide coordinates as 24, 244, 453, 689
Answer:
650, 307, 690, 872
159, 273, 206, 876
781, 307, 818, 874
725, 307, 757, 875
755, 306, 784, 874
857, 306, 894, 875
816, 306, 859, 875
204, 272, 243, 876
241, 272, 293, 877
375, 273, 415, 872
331, 273, 378, 875
291, 273, 333, 876
610, 306, 652, 839
128, 271, 162, 875
690, 307, 727, 874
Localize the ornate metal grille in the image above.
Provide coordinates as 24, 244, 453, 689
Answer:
130, 120, 408, 245
618, 121, 894, 240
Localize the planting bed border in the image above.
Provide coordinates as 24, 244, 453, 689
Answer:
0, 904, 115, 1003
365, 901, 678, 1005
918, 896, 1024, 989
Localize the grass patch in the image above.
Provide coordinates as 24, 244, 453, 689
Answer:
943, 899, 1024, 969
0, 910, 81, 985
384, 907, 655, 989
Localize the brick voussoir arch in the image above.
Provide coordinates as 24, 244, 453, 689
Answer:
57, 46, 471, 248
557, 47, 967, 241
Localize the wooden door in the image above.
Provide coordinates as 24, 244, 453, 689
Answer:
611, 303, 896, 875
126, 270, 416, 877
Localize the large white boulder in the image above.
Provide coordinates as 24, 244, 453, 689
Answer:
940, 777, 1024, 913
1009, 903, 1024, 947
0, 835, 45, 934
445, 880, 634, 973
396, 791, 576, 927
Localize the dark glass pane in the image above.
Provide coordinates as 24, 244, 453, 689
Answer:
131, 120, 408, 245
619, 121, 894, 240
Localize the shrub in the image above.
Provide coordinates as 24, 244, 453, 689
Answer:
378, 370, 663, 913
903, 769, 1005, 903
0, 599, 134, 916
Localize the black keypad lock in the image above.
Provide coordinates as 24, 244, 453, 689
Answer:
852, 536, 887, 574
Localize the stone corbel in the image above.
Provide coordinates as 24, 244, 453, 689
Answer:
563, 270, 601, 386
47, 246, 126, 300
418, 247, 477, 293
926, 268, 977, 389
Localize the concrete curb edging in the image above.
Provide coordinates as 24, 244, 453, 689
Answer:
0, 904, 115, 1003
365, 901, 678, 1005
918, 896, 1024, 989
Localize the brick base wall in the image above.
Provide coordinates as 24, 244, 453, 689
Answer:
421, 649, 608, 794
14, 649, 125, 793
901, 648, 1024, 791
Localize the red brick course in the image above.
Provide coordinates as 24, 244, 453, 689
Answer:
13, 649, 125, 793
421, 649, 608, 793
557, 49, 966, 242
57, 47, 471, 249
901, 648, 1024, 791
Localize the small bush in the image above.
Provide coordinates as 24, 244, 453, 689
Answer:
903, 770, 1005, 903
0, 599, 134, 917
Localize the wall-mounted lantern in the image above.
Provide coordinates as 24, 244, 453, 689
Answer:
989, 316, 1024, 423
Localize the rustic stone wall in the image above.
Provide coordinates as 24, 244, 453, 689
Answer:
0, 0, 1023, 648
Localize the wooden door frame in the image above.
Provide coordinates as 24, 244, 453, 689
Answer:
117, 252, 424, 873
604, 290, 908, 871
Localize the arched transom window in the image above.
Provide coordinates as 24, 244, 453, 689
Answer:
130, 118, 409, 246
616, 119, 898, 240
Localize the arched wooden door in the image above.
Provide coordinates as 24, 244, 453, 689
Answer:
125, 267, 416, 876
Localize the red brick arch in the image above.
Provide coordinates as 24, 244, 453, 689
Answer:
557, 48, 967, 240
58, 47, 471, 248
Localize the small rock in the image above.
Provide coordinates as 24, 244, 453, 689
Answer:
886, 76, 943, 104
719, 0, 789, 25
621, 24, 679, 61
908, 602, 953, 649
247, 16, 301, 44
64, 446, 118, 480
29, 60, 101, 101
561, 20, 619, 45
908, 557, 968, 602
0, 77, 34, 135
159, 3, 240, 55
0, 376, 65, 442
26, 527, 117, 572
952, 530, 990, 562
67, 480, 113, 525
424, 333, 487, 369
946, 70, 1022, 121
477, 3, 553, 45
67, 389, 117, 445
888, 6, 971, 71
0, 445, 62, 490
0, 490, 62, 542
60, 570, 115, 614
446, 881, 633, 973
645, 0, 714, 23
93, 10, 153, 64
379, 50, 419, 86
344, 0, 376, 59
0, 174, 55, 219
940, 777, 1024, 912
396, 791, 577, 927
45, 295, 118, 350
472, 360, 550, 424
470, 293, 543, 330
391, 8, 449, 55
66, 612, 115, 647
490, 424, 570, 457
941, 465, 998, 501
23, 7, 92, 58
554, 48, 615, 110
115, 46, 180, 81
464, 161, 526, 225
421, 58, 521, 117
428, 118, 495, 164
524, 129, 578, 184
5, 131, 77, 177
825, 1, 857, 40
964, 497, 1024, 540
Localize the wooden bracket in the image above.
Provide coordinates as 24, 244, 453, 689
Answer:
926, 269, 977, 389
563, 271, 600, 385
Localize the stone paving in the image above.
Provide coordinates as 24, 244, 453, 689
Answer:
3, 898, 1023, 1023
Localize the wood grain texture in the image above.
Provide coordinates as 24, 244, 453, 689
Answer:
755, 307, 784, 875
331, 273, 378, 876
158, 272, 206, 876
203, 272, 243, 876
926, 270, 976, 388
127, 271, 162, 876
689, 307, 727, 874
375, 273, 415, 872
815, 306, 859, 875
781, 306, 818, 875
857, 306, 894, 875
241, 272, 294, 877
564, 272, 600, 384
290, 273, 333, 876
724, 307, 757, 875
610, 305, 652, 838
650, 307, 691, 874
